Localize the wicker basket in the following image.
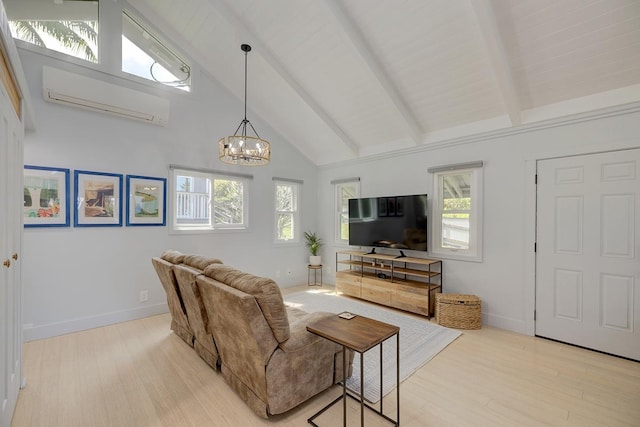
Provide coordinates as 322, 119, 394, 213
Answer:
435, 293, 481, 329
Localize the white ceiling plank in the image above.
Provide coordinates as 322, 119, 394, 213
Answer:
471, 0, 522, 126
322, 0, 425, 145
210, 0, 360, 156
124, 0, 640, 165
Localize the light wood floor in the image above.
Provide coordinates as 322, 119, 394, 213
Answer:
12, 287, 640, 427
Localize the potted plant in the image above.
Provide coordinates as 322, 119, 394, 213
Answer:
304, 231, 323, 265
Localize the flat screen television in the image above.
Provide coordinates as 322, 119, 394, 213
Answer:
348, 194, 428, 252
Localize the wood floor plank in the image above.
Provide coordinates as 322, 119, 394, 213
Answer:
12, 286, 640, 427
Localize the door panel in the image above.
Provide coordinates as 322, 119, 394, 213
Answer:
536, 149, 640, 361
0, 79, 23, 427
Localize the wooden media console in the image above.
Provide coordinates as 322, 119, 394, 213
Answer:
335, 250, 442, 318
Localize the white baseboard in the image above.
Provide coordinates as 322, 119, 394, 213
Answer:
482, 312, 528, 335
23, 303, 169, 342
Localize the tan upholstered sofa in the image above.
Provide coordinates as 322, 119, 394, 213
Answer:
173, 255, 223, 369
152, 250, 353, 418
151, 250, 193, 346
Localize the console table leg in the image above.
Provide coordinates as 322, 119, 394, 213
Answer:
343, 346, 347, 427
379, 343, 383, 415
360, 352, 364, 426
397, 333, 400, 425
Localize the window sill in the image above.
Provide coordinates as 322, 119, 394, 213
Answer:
169, 227, 249, 235
429, 250, 483, 263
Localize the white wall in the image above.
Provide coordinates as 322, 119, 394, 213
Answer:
21, 47, 640, 341
318, 110, 640, 334
20, 49, 318, 341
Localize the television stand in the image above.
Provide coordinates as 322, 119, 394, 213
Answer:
335, 250, 442, 318
366, 248, 376, 255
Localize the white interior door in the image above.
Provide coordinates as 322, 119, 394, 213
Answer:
536, 149, 640, 361
0, 77, 23, 427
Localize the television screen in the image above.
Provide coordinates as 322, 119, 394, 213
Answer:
348, 194, 428, 251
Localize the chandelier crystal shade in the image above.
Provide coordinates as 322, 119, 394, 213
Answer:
218, 44, 271, 166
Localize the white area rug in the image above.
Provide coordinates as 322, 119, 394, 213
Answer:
284, 290, 461, 403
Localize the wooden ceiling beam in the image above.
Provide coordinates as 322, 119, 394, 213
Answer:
210, 0, 360, 156
471, 0, 522, 126
323, 0, 424, 146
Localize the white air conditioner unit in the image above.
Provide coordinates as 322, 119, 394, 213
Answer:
42, 66, 170, 126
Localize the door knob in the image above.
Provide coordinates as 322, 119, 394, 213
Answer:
3, 259, 10, 268
12, 253, 18, 260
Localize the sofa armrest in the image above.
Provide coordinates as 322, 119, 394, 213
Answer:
266, 311, 344, 415
279, 311, 337, 353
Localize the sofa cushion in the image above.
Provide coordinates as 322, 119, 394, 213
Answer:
183, 254, 223, 270
160, 249, 185, 264
151, 256, 193, 346
203, 264, 290, 343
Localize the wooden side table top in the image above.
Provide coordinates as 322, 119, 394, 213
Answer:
306, 314, 399, 353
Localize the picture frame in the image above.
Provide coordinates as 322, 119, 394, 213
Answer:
74, 170, 123, 227
126, 175, 166, 226
387, 197, 396, 216
23, 165, 70, 228
378, 197, 388, 217
395, 197, 404, 217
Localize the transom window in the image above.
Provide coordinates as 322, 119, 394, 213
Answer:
122, 11, 190, 91
6, 0, 99, 63
170, 168, 249, 232
6, 1, 191, 91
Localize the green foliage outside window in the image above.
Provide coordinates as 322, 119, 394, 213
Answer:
213, 179, 243, 225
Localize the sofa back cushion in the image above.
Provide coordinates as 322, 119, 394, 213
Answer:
174, 264, 213, 336
197, 276, 278, 400
151, 257, 189, 327
160, 249, 185, 264
203, 264, 290, 343
183, 254, 223, 271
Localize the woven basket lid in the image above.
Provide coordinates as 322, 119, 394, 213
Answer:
437, 293, 480, 304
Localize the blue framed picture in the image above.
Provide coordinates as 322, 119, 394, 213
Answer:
23, 165, 70, 228
126, 175, 166, 226
74, 170, 123, 227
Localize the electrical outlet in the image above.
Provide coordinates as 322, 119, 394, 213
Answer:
139, 290, 149, 302
287, 269, 292, 276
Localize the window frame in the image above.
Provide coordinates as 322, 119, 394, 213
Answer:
430, 165, 483, 262
169, 167, 250, 234
273, 179, 301, 244
334, 179, 360, 245
7, 0, 192, 93
121, 9, 191, 91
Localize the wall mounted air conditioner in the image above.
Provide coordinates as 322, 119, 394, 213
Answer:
42, 66, 170, 126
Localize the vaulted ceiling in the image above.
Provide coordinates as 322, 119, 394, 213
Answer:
130, 0, 640, 165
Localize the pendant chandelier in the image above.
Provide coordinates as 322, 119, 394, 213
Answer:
219, 44, 271, 166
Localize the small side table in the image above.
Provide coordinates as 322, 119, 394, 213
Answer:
307, 314, 400, 426
308, 264, 322, 287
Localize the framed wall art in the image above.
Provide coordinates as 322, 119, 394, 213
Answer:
23, 165, 70, 228
126, 175, 166, 226
74, 170, 123, 227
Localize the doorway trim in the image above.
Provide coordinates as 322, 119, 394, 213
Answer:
524, 138, 640, 337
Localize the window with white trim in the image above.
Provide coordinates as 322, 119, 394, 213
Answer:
122, 10, 191, 91
6, 1, 192, 91
274, 180, 300, 243
170, 167, 249, 231
7, 0, 99, 63
334, 179, 360, 244
431, 164, 483, 261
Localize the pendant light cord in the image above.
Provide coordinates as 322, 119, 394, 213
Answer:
232, 44, 262, 140
244, 47, 248, 124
